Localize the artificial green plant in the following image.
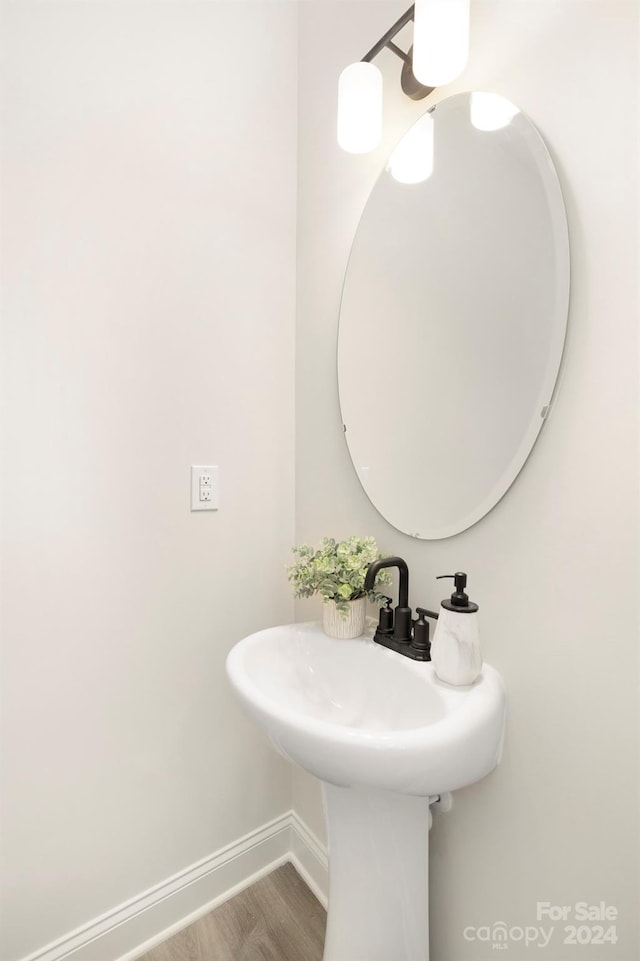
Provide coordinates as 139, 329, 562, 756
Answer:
287, 536, 391, 615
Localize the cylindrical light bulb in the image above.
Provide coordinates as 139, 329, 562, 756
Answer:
387, 111, 434, 185
337, 61, 383, 154
470, 92, 520, 131
413, 0, 470, 87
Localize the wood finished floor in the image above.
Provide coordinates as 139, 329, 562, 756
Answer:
137, 863, 326, 961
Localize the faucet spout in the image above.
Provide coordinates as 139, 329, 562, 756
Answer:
364, 556, 409, 607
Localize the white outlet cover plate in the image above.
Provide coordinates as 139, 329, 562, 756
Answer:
191, 465, 219, 511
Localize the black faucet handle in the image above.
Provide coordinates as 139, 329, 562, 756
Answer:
416, 607, 440, 621
411, 609, 436, 659
377, 597, 394, 636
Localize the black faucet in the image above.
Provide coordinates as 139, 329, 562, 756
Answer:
364, 557, 439, 662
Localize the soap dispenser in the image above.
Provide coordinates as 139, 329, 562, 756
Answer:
431, 572, 482, 686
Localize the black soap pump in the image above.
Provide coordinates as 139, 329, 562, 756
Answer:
431, 572, 482, 685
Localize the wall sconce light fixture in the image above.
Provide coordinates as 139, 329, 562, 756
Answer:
337, 1, 470, 154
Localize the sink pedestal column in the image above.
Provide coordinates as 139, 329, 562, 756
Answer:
321, 783, 431, 961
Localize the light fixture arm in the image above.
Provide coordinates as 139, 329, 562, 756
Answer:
386, 41, 411, 66
361, 5, 415, 63
360, 4, 434, 102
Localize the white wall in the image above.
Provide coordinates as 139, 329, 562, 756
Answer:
295, 2, 639, 959
0, 3, 297, 959
2, 2, 638, 959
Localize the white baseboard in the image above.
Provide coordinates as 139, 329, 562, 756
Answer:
289, 810, 329, 909
19, 812, 329, 961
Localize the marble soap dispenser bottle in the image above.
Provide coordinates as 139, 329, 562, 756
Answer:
431, 572, 482, 686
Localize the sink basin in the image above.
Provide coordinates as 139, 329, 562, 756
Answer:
226, 620, 506, 796
226, 621, 506, 961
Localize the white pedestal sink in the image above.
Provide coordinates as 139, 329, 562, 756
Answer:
226, 621, 506, 961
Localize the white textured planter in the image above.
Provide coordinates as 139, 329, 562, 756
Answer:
322, 597, 366, 639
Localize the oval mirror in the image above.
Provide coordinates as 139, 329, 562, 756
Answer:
338, 92, 570, 539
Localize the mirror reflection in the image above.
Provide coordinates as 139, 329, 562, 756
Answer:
338, 92, 570, 539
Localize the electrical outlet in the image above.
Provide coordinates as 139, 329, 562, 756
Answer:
191, 466, 219, 511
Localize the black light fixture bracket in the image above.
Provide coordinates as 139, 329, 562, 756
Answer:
361, 4, 434, 102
